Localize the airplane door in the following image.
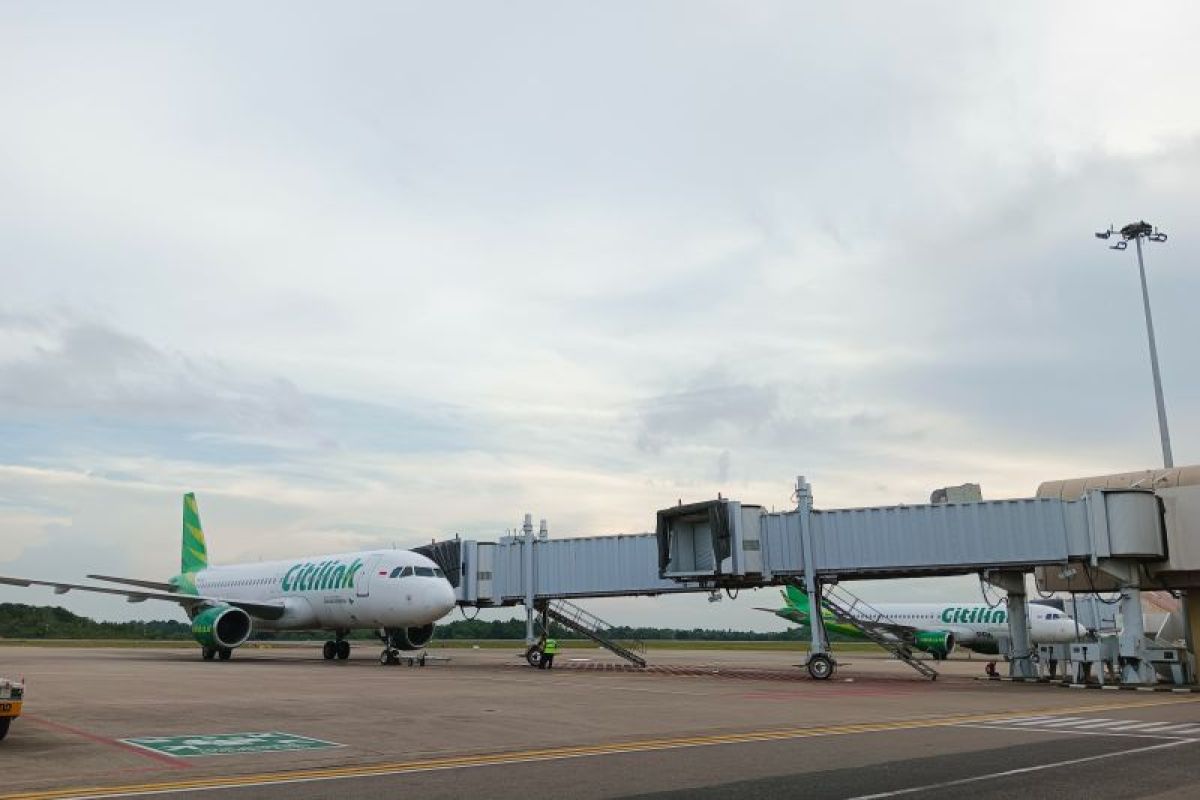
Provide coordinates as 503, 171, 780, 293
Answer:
355, 557, 379, 598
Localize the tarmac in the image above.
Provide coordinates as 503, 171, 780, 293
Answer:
2, 643, 1199, 799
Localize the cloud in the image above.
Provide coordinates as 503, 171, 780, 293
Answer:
0, 312, 311, 431
635, 377, 780, 455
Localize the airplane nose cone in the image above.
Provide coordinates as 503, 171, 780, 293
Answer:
433, 581, 456, 618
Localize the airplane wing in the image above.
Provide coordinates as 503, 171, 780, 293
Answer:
0, 575, 286, 621
86, 574, 178, 592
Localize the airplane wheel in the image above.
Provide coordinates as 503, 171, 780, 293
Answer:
218, 648, 232, 661
379, 650, 390, 666
336, 640, 350, 660
202, 647, 216, 661
0, 718, 9, 741
323, 641, 337, 660
807, 654, 835, 680
525, 645, 543, 668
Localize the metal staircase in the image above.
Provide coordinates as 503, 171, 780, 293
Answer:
545, 599, 648, 668
819, 584, 940, 680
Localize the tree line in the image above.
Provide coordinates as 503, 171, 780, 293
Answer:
0, 603, 853, 641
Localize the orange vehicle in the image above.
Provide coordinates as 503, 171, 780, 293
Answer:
0, 677, 23, 741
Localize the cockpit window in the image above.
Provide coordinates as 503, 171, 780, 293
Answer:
399, 566, 414, 577
415, 567, 435, 577
433, 568, 446, 579
389, 567, 403, 578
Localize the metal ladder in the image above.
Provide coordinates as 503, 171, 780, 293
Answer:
545, 599, 648, 668
819, 584, 939, 680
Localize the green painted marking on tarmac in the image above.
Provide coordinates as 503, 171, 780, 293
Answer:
122, 732, 342, 757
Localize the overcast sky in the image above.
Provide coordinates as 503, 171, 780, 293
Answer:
2, 2, 1197, 630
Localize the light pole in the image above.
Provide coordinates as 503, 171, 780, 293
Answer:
1095, 221, 1191, 676
1095, 221, 1173, 468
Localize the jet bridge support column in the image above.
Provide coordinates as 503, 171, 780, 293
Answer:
1118, 587, 1157, 685
794, 476, 834, 679
523, 514, 536, 646
990, 572, 1035, 679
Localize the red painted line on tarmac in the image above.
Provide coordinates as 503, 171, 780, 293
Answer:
23, 715, 190, 770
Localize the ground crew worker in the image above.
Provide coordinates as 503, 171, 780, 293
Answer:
540, 637, 558, 669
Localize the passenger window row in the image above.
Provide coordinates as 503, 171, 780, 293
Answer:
204, 577, 273, 588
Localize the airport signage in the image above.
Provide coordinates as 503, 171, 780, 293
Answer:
123, 732, 342, 757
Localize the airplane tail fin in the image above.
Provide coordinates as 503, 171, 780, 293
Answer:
181, 493, 209, 574
782, 584, 812, 619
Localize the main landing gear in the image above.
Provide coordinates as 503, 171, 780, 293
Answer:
201, 647, 233, 661
322, 632, 351, 661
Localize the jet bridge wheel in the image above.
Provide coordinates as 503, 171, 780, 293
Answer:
525, 645, 543, 668
807, 654, 835, 680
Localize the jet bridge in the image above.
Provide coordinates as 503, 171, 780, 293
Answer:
438, 470, 1200, 684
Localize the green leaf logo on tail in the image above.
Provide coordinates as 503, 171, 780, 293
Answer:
784, 584, 811, 616
181, 493, 209, 574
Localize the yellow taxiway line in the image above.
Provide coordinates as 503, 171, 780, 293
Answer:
5, 695, 1198, 800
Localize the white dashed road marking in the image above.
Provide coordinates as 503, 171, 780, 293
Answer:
958, 714, 1200, 739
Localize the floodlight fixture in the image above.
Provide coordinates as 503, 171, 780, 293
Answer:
1120, 220, 1155, 240
1094, 219, 1173, 469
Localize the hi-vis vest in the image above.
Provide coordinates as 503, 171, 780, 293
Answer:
543, 639, 559, 654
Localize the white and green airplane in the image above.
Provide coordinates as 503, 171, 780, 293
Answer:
0, 493, 457, 664
766, 585, 1085, 659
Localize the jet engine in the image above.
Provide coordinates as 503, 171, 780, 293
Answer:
913, 630, 956, 660
386, 623, 435, 650
191, 605, 252, 650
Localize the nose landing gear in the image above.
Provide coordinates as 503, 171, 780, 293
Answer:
379, 647, 428, 666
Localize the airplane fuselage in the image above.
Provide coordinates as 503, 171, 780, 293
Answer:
866, 602, 1083, 647
186, 549, 457, 632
